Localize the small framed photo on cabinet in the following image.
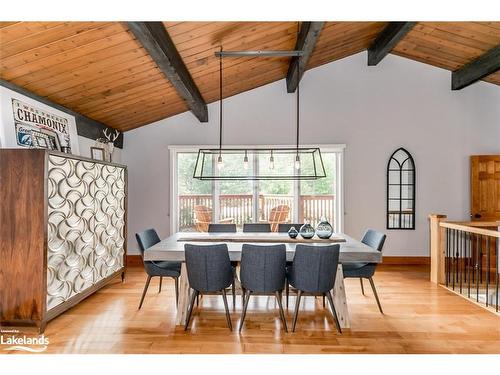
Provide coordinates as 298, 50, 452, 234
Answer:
90, 147, 105, 161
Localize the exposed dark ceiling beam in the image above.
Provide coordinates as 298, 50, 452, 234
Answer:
452, 46, 500, 90
286, 22, 324, 93
127, 22, 208, 122
368, 22, 416, 66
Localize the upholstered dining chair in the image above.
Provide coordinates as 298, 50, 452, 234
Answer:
342, 229, 386, 314
208, 223, 237, 308
286, 244, 342, 333
243, 223, 271, 233
135, 229, 181, 309
278, 223, 303, 233
239, 244, 288, 332
184, 243, 235, 331
208, 223, 237, 233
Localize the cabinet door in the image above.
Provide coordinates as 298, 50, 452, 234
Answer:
47, 155, 126, 311
91, 163, 126, 281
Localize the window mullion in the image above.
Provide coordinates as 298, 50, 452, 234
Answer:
252, 155, 259, 223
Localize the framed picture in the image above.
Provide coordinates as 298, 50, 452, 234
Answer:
90, 147, 105, 161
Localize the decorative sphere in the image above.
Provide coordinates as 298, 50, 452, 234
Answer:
316, 217, 333, 239
299, 222, 315, 239
287, 226, 299, 239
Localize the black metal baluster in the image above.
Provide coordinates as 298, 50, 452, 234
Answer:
486, 237, 490, 307
444, 228, 450, 286
459, 230, 463, 294
467, 232, 471, 298
452, 230, 456, 291
476, 234, 480, 302
462, 231, 468, 283
496, 237, 499, 313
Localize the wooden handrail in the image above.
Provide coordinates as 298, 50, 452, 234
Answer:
451, 221, 500, 228
439, 221, 500, 239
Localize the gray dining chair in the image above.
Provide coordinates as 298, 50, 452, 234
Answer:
208, 223, 237, 308
278, 223, 303, 233
208, 223, 237, 233
135, 229, 181, 309
286, 244, 342, 333
239, 244, 288, 332
342, 229, 386, 314
184, 243, 235, 331
243, 223, 271, 233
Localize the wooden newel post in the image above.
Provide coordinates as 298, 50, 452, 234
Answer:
429, 214, 447, 284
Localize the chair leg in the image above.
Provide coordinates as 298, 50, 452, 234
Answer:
239, 290, 251, 332
322, 295, 325, 308
326, 291, 342, 334
221, 289, 233, 331
158, 277, 163, 293
232, 278, 236, 310
276, 291, 288, 333
286, 282, 289, 309
174, 277, 179, 305
360, 278, 365, 295
241, 287, 246, 307
196, 293, 199, 306
184, 290, 198, 331
368, 277, 383, 314
292, 290, 302, 332
138, 275, 152, 310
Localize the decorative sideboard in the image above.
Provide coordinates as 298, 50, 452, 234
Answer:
0, 149, 127, 332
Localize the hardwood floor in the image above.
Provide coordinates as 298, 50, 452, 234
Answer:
2, 265, 500, 354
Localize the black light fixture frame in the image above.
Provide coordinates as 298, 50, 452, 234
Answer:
193, 27, 326, 181
193, 147, 326, 180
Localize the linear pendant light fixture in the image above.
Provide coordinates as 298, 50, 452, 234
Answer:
193, 30, 326, 180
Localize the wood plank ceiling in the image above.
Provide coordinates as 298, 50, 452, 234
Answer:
1, 22, 499, 132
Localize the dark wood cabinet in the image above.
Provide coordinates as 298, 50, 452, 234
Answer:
0, 149, 127, 332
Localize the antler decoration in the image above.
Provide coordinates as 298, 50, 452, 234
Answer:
103, 128, 120, 143
102, 128, 120, 162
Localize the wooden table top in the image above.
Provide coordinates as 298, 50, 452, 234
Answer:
144, 232, 382, 263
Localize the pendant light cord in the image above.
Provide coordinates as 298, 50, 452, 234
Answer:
296, 22, 300, 152
219, 46, 223, 153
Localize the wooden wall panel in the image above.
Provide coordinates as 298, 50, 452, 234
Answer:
0, 150, 47, 326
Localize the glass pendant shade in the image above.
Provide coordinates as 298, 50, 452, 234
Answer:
193, 147, 326, 180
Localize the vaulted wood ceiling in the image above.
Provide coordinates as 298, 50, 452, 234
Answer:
1, 22, 499, 132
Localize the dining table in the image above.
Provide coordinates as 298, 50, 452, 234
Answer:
144, 232, 382, 329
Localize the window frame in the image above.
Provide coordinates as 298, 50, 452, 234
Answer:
169, 144, 345, 234
386, 147, 416, 230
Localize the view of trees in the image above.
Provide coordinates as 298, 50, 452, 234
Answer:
178, 151, 335, 195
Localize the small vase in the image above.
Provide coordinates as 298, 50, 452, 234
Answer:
316, 217, 333, 239
287, 226, 299, 239
299, 222, 315, 239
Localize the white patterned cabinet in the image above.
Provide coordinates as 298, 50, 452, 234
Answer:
0, 150, 127, 332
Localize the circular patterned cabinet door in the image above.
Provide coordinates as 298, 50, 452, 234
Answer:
47, 155, 126, 311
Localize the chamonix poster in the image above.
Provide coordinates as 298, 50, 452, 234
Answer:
0, 86, 80, 154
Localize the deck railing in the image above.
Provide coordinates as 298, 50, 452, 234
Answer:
179, 194, 334, 230
429, 214, 499, 314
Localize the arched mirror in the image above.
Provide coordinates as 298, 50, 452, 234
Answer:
387, 148, 415, 229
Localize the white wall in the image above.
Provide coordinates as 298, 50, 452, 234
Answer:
123, 51, 500, 256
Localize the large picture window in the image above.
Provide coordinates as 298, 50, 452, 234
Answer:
170, 145, 345, 233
